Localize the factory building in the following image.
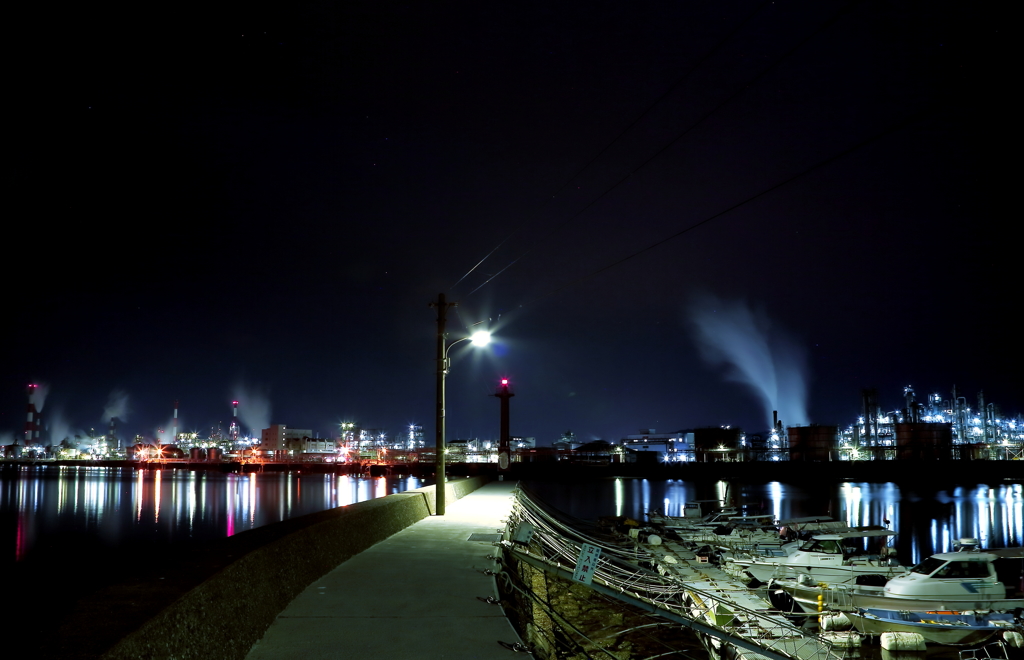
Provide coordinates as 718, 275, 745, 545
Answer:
260, 425, 314, 451
620, 429, 694, 462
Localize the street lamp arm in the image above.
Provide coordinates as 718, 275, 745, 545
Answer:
442, 336, 472, 372
445, 335, 471, 355
442, 330, 491, 372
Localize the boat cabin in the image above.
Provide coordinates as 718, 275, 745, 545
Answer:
909, 554, 995, 578
884, 550, 1005, 600
792, 529, 897, 562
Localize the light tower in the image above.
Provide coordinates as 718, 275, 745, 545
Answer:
494, 378, 514, 471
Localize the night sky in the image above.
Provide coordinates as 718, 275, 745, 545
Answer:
3, 1, 1015, 446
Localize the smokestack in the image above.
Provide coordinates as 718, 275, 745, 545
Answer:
230, 400, 240, 441
172, 400, 179, 444
109, 417, 118, 450
24, 384, 37, 446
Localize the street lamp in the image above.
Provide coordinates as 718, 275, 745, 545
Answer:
430, 292, 491, 515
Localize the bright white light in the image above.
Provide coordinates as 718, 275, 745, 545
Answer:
470, 330, 491, 347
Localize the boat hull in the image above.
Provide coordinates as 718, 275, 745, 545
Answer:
847, 609, 1016, 645
851, 592, 1024, 612
772, 579, 1024, 615
736, 558, 902, 585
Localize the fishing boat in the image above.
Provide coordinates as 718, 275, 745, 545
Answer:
769, 540, 1024, 614
731, 529, 904, 584
846, 608, 1018, 645
849, 540, 1024, 611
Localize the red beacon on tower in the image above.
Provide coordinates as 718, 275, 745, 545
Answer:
494, 378, 514, 471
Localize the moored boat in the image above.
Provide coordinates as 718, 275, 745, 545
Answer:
851, 539, 1024, 611
732, 529, 904, 584
847, 607, 1018, 645
770, 540, 1024, 614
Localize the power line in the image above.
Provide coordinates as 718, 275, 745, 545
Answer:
522, 105, 932, 310
448, 0, 774, 294
464, 1, 862, 298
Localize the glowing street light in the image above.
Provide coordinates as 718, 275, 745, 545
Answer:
430, 293, 491, 515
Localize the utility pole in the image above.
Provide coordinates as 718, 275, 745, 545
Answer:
429, 293, 457, 515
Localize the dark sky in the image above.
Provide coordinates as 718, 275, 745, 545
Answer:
3, 1, 1015, 445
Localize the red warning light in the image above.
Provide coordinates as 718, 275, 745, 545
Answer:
501, 379, 509, 386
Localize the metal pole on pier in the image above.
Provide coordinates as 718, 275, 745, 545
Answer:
431, 293, 454, 515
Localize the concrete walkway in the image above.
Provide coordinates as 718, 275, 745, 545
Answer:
245, 480, 527, 660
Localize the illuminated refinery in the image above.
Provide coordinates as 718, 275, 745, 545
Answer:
3, 382, 1020, 465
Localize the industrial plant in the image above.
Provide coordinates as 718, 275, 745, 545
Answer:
3, 383, 1021, 466
618, 386, 1022, 463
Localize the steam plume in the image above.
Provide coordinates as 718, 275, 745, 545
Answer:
102, 389, 131, 422
49, 409, 72, 446
688, 293, 809, 429
232, 383, 272, 435
30, 382, 50, 412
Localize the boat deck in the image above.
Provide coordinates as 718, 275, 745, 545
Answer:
644, 539, 848, 660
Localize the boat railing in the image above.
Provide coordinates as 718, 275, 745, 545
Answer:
508, 489, 847, 660
510, 541, 847, 660
822, 583, 858, 610
959, 639, 1010, 660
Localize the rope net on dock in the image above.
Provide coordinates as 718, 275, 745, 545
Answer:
503, 486, 849, 660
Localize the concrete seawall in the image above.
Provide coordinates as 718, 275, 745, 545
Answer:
96, 477, 487, 660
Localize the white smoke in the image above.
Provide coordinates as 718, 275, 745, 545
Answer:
156, 420, 176, 444
29, 382, 50, 412
48, 410, 72, 447
688, 293, 809, 429
102, 388, 131, 422
232, 383, 272, 436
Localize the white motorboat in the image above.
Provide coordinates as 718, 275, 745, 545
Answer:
770, 539, 1024, 614
849, 539, 1024, 611
732, 528, 904, 584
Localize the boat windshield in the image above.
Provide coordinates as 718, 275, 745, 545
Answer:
931, 560, 992, 578
910, 557, 992, 577
798, 538, 843, 554
910, 557, 946, 575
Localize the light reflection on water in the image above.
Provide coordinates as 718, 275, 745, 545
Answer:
2, 465, 424, 562
523, 478, 1024, 564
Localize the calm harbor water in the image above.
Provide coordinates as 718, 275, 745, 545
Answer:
523, 477, 1024, 565
4, 466, 1022, 568
2, 464, 425, 564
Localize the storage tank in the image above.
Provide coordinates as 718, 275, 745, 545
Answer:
207, 447, 223, 462
189, 447, 207, 461
788, 425, 837, 461
160, 444, 186, 459
693, 427, 740, 450
693, 427, 741, 461
895, 422, 952, 460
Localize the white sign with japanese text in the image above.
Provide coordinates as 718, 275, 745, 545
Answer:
572, 543, 602, 585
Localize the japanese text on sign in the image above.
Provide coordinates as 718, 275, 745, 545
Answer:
572, 543, 602, 585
